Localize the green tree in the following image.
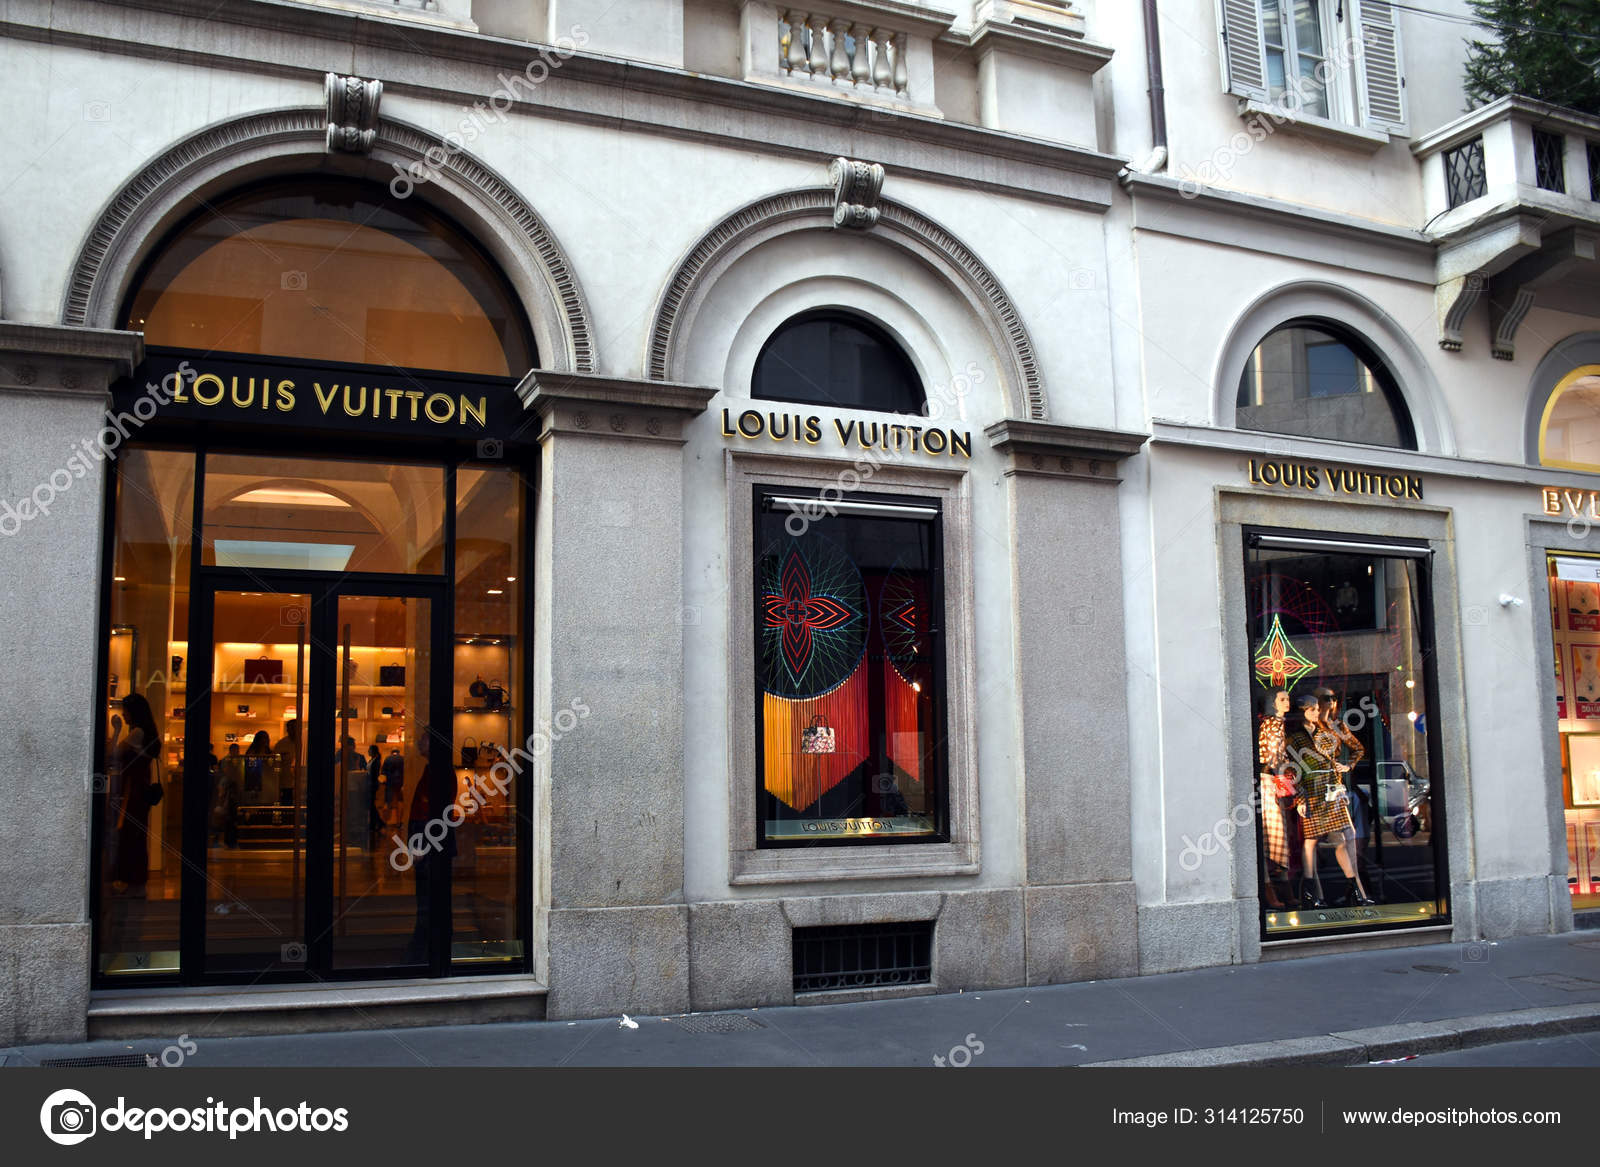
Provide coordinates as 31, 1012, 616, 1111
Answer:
1464, 0, 1600, 116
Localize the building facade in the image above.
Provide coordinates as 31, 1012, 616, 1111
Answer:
0, 0, 1592, 1043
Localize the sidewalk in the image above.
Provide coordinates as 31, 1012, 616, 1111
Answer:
5, 932, 1599, 1069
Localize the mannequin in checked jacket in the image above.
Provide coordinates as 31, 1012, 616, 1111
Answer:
1285, 691, 1374, 909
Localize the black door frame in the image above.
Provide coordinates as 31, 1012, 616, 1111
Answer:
182, 568, 453, 984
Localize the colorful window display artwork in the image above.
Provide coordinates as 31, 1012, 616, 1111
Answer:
754, 489, 944, 844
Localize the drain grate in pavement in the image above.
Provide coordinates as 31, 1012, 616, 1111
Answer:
39, 1054, 158, 1068
1411, 964, 1460, 975
666, 1013, 766, 1034
1510, 972, 1600, 992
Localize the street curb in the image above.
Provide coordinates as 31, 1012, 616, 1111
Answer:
1082, 1002, 1600, 1067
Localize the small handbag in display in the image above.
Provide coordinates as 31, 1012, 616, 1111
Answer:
800, 715, 835, 755
461, 737, 479, 767
379, 662, 406, 687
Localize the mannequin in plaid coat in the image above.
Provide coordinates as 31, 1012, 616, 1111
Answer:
1286, 691, 1375, 909
1256, 689, 1296, 908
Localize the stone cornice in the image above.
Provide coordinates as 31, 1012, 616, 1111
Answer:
0, 323, 144, 397
957, 21, 1113, 73
517, 370, 718, 443
1120, 170, 1435, 282
1, 0, 1125, 209
985, 417, 1146, 479
1149, 418, 1596, 494
517, 370, 719, 415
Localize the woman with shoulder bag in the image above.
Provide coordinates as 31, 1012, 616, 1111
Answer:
109, 693, 162, 896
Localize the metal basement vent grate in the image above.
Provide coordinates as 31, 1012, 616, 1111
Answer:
793, 921, 933, 993
667, 1013, 766, 1034
40, 1054, 158, 1068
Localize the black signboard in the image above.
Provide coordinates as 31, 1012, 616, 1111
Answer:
112, 348, 535, 447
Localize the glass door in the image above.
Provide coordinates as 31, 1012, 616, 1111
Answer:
191, 579, 448, 979
198, 590, 311, 974
325, 591, 443, 971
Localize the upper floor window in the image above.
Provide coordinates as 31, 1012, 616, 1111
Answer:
752, 311, 924, 415
123, 178, 535, 377
1539, 367, 1600, 470
1236, 322, 1416, 449
1218, 0, 1408, 135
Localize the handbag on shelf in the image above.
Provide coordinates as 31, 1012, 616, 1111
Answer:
379, 662, 406, 687
244, 658, 283, 684
461, 737, 479, 767
800, 715, 835, 755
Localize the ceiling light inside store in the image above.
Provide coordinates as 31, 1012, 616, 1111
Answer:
486, 588, 503, 595
231, 487, 350, 508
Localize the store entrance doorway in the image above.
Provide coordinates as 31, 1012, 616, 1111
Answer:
189, 575, 450, 980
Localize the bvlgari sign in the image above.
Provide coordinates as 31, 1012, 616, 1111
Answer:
1249, 457, 1424, 501
115, 348, 524, 439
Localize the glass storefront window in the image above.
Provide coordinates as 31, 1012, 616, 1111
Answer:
1537, 367, 1600, 471
1547, 554, 1600, 911
99, 448, 195, 975
1236, 323, 1416, 450
202, 453, 446, 575
754, 488, 945, 844
451, 466, 526, 963
98, 447, 528, 981
1246, 534, 1446, 936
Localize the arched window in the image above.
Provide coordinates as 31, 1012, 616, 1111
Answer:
1537, 366, 1600, 470
1235, 321, 1416, 450
752, 311, 923, 414
123, 178, 535, 376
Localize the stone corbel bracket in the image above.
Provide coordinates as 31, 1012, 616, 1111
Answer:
516, 369, 718, 444
1432, 214, 1541, 354
1487, 227, 1598, 361
984, 417, 1148, 480
830, 157, 885, 229
325, 73, 383, 155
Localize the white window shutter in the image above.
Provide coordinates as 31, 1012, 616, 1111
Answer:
1216, 0, 1270, 102
1353, 0, 1408, 135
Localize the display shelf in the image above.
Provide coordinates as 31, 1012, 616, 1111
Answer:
454, 705, 515, 714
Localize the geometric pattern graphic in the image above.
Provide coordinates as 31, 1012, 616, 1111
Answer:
759, 536, 866, 700
879, 563, 929, 689
1253, 613, 1317, 690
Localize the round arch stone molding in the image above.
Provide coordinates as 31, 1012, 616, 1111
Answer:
646, 189, 1048, 421
1212, 280, 1456, 457
60, 107, 596, 374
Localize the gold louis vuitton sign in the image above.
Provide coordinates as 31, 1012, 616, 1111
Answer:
1249, 458, 1424, 501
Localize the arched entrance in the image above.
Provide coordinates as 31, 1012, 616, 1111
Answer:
95, 175, 535, 985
